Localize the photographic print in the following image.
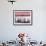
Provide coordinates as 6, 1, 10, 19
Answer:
13, 10, 32, 25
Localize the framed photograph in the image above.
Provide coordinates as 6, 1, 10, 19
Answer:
13, 10, 32, 25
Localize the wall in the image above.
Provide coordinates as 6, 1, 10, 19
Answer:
0, 0, 46, 42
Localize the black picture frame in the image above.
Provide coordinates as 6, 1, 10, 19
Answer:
13, 10, 33, 26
